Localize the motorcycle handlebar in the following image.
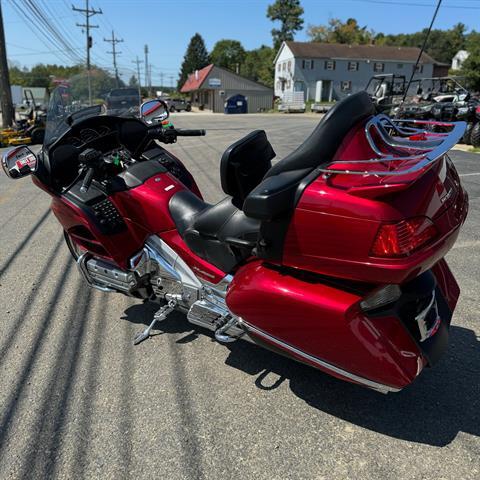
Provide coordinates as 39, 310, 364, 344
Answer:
174, 129, 206, 137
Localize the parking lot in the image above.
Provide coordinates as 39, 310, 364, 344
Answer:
0, 112, 479, 480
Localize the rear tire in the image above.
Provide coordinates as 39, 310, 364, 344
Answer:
471, 122, 480, 148
462, 123, 474, 145
185, 104, 191, 112
169, 105, 176, 113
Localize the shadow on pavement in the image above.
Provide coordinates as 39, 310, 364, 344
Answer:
123, 301, 480, 447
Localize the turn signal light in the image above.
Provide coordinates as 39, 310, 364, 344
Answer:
371, 217, 438, 257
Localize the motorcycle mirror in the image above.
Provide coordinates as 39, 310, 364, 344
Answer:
1, 145, 38, 180
140, 99, 169, 125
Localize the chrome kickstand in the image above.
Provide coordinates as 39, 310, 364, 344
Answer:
133, 299, 177, 345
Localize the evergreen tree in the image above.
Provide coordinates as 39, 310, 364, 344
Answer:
177, 33, 210, 90
267, 0, 304, 51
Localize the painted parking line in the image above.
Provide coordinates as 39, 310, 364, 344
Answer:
459, 173, 480, 177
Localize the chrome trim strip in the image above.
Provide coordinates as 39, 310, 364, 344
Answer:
242, 321, 401, 394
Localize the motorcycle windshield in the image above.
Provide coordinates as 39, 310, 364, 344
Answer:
44, 71, 141, 147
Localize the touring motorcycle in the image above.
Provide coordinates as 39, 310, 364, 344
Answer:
2, 78, 468, 393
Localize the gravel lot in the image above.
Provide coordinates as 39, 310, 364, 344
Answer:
0, 112, 479, 480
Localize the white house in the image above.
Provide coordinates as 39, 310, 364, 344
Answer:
274, 41, 442, 102
451, 50, 469, 70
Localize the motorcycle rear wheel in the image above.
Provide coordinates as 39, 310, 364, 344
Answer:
462, 123, 473, 145
471, 122, 480, 148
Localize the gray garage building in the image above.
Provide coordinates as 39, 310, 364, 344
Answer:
181, 64, 273, 113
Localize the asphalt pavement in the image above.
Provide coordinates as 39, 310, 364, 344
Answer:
0, 113, 479, 480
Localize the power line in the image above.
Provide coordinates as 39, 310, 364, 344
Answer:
7, 0, 80, 64
349, 0, 480, 9
21, 0, 83, 63
104, 30, 123, 87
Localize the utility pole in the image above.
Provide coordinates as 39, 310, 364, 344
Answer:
104, 30, 123, 87
0, 1, 14, 127
159, 72, 164, 88
73, 0, 102, 105
144, 44, 150, 97
132, 56, 143, 99
169, 75, 174, 89
149, 64, 153, 94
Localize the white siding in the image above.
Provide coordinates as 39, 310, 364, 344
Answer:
274, 44, 296, 98
274, 47, 436, 102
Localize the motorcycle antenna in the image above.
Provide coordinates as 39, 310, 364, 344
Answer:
400, 0, 443, 106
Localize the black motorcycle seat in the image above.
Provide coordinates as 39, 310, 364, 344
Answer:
169, 190, 260, 272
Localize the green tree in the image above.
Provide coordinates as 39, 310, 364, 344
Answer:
6, 63, 84, 87
128, 75, 139, 87
177, 33, 210, 90
241, 46, 275, 88
375, 23, 467, 64
267, 0, 304, 51
210, 39, 246, 72
308, 18, 373, 45
69, 68, 118, 101
460, 31, 480, 90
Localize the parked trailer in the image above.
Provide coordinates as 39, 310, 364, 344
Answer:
278, 92, 306, 113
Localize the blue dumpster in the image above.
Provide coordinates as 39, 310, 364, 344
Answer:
224, 94, 247, 114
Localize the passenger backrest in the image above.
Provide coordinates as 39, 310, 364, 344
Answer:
220, 130, 275, 207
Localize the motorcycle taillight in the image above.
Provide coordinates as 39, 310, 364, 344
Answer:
476, 105, 480, 114
370, 217, 438, 258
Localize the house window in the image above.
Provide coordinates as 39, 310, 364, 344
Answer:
397, 63, 404, 69
373, 62, 384, 72
324, 60, 335, 71
415, 64, 424, 73
294, 81, 305, 92
341, 81, 352, 92
347, 61, 359, 71
282, 62, 286, 71
277, 63, 281, 72
302, 59, 312, 69
287, 60, 291, 72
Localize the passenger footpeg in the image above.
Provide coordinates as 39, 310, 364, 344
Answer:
133, 299, 177, 345
214, 316, 240, 343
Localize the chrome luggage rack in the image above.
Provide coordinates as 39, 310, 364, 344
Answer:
319, 114, 466, 177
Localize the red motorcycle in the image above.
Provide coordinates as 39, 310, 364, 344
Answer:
2, 80, 468, 394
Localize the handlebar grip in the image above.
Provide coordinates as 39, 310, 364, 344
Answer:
80, 167, 95, 193
175, 129, 206, 136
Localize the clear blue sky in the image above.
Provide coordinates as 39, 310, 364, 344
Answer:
2, 0, 480, 86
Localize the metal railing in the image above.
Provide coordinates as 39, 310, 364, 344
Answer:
318, 114, 466, 177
